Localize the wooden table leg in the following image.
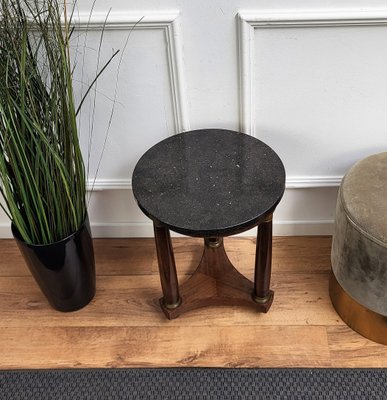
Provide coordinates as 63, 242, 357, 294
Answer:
153, 221, 181, 313
253, 215, 274, 311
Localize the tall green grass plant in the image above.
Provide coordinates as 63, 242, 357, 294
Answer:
0, 0, 116, 245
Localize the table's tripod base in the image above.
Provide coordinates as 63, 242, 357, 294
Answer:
159, 238, 274, 320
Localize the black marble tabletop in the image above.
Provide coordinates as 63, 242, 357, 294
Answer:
132, 129, 285, 237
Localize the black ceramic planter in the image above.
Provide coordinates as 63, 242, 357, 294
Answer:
12, 216, 96, 312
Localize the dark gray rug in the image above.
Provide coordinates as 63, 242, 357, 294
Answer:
0, 368, 386, 400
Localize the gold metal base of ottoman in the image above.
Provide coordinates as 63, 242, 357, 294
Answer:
329, 272, 387, 346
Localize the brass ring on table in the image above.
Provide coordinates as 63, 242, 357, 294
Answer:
163, 297, 182, 310
205, 238, 222, 248
252, 293, 272, 305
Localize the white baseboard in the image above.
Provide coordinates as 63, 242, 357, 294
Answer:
273, 220, 334, 236
0, 219, 334, 239
92, 220, 335, 237
0, 224, 12, 239
91, 222, 154, 238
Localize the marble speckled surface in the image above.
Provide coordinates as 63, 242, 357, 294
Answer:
132, 129, 286, 237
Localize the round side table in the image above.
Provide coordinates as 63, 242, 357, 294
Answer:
132, 129, 285, 319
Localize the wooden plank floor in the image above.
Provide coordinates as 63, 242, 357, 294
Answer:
0, 236, 386, 369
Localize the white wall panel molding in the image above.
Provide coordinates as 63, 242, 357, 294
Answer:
87, 179, 132, 191
286, 176, 342, 189
86, 175, 342, 191
73, 11, 189, 193
237, 9, 387, 189
74, 11, 189, 133
238, 9, 387, 137
238, 9, 387, 28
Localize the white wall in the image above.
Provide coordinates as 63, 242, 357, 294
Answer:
1, 0, 387, 237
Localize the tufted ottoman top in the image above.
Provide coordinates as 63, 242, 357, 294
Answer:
341, 152, 387, 246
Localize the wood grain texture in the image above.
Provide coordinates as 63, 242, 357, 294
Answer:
0, 236, 385, 369
0, 273, 340, 328
0, 326, 330, 369
328, 326, 387, 368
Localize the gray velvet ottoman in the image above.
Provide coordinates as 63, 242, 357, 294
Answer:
330, 152, 387, 345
